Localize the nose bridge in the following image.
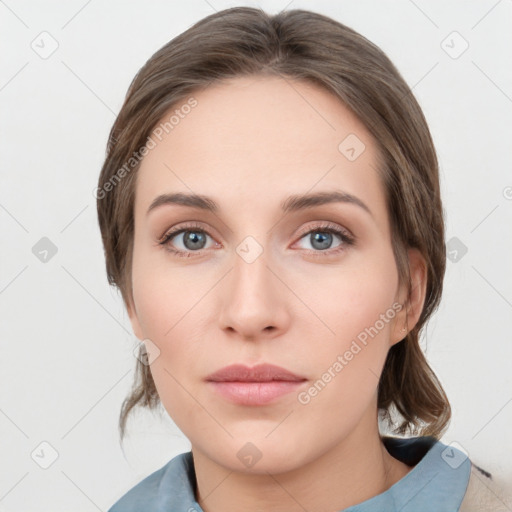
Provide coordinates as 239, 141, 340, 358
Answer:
217, 232, 287, 337
230, 236, 275, 306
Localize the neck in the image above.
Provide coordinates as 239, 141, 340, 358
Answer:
192, 410, 412, 512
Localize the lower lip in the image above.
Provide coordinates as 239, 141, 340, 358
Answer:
207, 381, 306, 405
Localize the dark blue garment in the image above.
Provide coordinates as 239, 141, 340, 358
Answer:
108, 436, 471, 511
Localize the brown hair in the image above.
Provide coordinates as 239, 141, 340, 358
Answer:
96, 6, 450, 442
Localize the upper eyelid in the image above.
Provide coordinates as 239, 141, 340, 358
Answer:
295, 221, 352, 238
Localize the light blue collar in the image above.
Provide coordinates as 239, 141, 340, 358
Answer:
109, 436, 471, 511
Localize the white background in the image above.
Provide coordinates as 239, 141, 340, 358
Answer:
1, 0, 511, 510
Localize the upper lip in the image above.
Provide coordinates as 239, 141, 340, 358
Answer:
205, 363, 306, 383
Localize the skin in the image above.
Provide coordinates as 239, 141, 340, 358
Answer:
127, 75, 427, 512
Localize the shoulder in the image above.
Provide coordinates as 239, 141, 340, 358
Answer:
107, 452, 194, 512
458, 462, 511, 512
107, 463, 169, 512
382, 435, 511, 511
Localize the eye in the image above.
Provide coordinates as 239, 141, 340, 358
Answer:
158, 222, 219, 258
294, 221, 355, 255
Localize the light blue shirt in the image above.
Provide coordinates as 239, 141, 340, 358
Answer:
108, 436, 472, 511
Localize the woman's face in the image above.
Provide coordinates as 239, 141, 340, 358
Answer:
127, 75, 422, 473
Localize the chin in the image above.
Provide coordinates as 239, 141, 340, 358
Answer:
200, 436, 312, 475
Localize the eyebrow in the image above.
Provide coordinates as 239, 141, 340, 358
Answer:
146, 190, 372, 217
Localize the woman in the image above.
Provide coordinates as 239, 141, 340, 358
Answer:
96, 6, 505, 511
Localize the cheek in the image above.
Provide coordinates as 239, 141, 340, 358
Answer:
303, 249, 399, 393
132, 273, 205, 368
308, 251, 399, 343
131, 270, 205, 430
130, 247, 211, 386
131, 241, 204, 337
299, 280, 397, 436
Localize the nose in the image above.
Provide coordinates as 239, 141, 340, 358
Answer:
217, 245, 290, 341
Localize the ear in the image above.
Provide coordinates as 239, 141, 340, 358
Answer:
126, 294, 145, 341
390, 248, 428, 347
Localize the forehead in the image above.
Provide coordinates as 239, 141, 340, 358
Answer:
135, 75, 385, 219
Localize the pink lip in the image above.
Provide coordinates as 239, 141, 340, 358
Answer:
205, 364, 307, 405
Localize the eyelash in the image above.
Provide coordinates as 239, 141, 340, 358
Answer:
157, 221, 355, 258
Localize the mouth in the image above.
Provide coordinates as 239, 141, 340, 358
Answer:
205, 363, 307, 405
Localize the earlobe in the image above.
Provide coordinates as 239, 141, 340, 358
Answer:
392, 248, 428, 346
